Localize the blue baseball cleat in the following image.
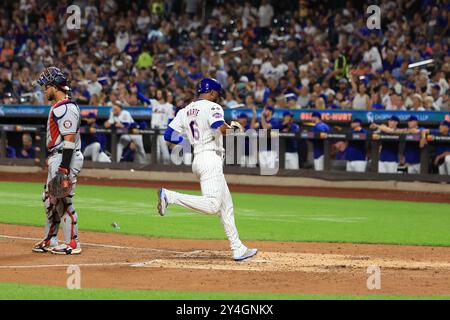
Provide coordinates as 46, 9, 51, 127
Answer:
157, 188, 168, 216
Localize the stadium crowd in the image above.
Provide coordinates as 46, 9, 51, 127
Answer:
0, 0, 449, 112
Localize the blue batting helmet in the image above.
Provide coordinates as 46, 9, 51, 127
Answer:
37, 67, 70, 91
197, 78, 223, 96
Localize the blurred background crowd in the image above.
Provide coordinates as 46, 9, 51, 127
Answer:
0, 0, 449, 112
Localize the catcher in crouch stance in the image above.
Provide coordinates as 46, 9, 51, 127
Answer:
32, 67, 83, 255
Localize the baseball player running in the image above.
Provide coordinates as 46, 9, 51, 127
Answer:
157, 78, 257, 261
32, 67, 83, 255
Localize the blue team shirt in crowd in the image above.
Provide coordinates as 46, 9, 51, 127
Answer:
429, 129, 450, 156
259, 117, 281, 152
312, 122, 330, 159
404, 127, 424, 164
282, 123, 300, 153
346, 128, 367, 161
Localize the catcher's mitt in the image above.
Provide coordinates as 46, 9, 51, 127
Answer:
48, 171, 72, 200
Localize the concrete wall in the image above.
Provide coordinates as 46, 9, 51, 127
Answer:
2, 165, 449, 194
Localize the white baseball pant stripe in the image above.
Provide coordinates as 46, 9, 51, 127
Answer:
285, 152, 299, 169
378, 161, 398, 173
164, 151, 244, 254
407, 163, 420, 174
314, 155, 324, 171
438, 155, 450, 175
83, 142, 111, 162
346, 160, 367, 172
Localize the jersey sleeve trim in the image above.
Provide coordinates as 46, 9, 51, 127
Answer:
164, 126, 184, 144
211, 120, 225, 129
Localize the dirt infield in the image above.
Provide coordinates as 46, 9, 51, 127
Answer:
1, 224, 450, 296
1, 171, 450, 203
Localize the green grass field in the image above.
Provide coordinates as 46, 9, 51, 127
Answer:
1, 181, 449, 300
0, 182, 449, 246
1, 283, 448, 300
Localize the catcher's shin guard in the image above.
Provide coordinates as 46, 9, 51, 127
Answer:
52, 207, 81, 255
42, 186, 60, 241
61, 197, 79, 243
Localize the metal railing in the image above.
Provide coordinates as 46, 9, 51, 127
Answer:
1, 124, 449, 181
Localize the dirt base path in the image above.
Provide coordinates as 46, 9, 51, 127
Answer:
1, 224, 449, 296
1, 171, 450, 204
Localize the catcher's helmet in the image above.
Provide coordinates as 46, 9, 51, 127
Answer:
197, 78, 223, 96
37, 67, 70, 91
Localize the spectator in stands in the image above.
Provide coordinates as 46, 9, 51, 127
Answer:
430, 84, 443, 111
17, 133, 37, 159
351, 76, 370, 110
410, 94, 426, 111
296, 86, 311, 109
310, 111, 330, 171
0, 0, 447, 113
345, 118, 368, 172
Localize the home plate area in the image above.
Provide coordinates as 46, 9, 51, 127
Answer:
1, 224, 450, 296
133, 250, 450, 273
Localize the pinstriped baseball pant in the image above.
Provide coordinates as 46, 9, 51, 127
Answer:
164, 151, 244, 253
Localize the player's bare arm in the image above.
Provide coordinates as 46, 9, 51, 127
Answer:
251, 106, 260, 129
260, 112, 272, 129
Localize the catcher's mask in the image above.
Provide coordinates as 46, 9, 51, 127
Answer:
37, 67, 70, 92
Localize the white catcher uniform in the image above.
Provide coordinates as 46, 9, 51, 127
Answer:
150, 99, 174, 164
160, 99, 256, 260
43, 98, 84, 250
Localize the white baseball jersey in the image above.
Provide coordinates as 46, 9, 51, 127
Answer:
150, 99, 174, 129
169, 99, 225, 155
46, 99, 81, 152
107, 109, 134, 126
